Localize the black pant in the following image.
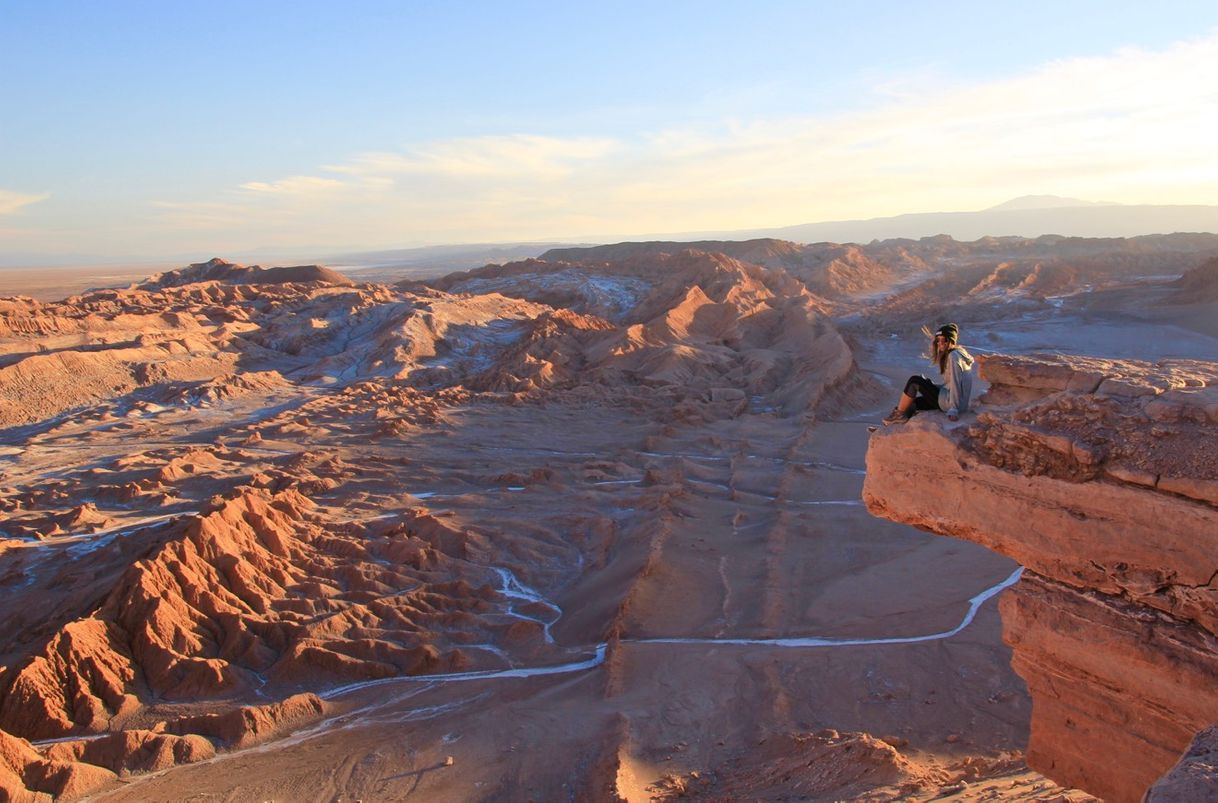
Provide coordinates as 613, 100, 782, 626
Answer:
904, 375, 941, 411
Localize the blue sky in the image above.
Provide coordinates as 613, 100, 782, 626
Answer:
3, 1, 1218, 263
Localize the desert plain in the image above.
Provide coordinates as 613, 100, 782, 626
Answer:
1, 234, 1217, 801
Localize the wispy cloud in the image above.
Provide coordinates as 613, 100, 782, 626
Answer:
326, 134, 619, 181
153, 31, 1218, 246
239, 175, 346, 194
0, 190, 49, 215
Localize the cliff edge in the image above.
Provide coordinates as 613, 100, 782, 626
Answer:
863, 351, 1218, 803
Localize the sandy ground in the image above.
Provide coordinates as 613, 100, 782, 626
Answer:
69, 388, 1037, 802
0, 265, 178, 301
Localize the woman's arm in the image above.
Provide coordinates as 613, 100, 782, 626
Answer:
944, 355, 965, 419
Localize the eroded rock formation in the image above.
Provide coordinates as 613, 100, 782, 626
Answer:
4, 235, 1215, 799
0, 251, 866, 799
863, 352, 1218, 802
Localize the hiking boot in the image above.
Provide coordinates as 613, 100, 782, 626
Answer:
881, 407, 910, 426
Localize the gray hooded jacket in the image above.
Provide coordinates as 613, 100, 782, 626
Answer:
937, 347, 974, 417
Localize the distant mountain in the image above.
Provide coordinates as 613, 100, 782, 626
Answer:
986, 195, 1119, 211
326, 198, 1218, 275
330, 242, 580, 270
540, 232, 1218, 300
734, 200, 1218, 244
543, 238, 805, 267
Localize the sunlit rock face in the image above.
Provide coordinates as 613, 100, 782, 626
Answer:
863, 352, 1218, 803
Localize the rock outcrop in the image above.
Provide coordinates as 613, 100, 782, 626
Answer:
141, 258, 355, 289
863, 352, 1218, 802
0, 727, 117, 801
164, 693, 326, 750
1171, 257, 1218, 303
0, 487, 517, 741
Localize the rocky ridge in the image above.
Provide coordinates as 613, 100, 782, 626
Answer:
141, 257, 355, 289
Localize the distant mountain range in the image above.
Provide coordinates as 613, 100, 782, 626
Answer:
331, 196, 1218, 273
324, 242, 592, 284
734, 195, 1218, 244
984, 195, 1118, 212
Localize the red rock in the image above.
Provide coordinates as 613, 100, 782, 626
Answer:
864, 351, 1218, 802
0, 619, 138, 739
864, 417, 1218, 633
43, 730, 214, 775
0, 727, 119, 801
1002, 575, 1218, 802
165, 693, 325, 750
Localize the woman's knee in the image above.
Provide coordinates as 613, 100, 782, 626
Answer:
903, 375, 927, 396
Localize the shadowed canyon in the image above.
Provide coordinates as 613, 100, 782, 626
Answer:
2, 234, 1217, 801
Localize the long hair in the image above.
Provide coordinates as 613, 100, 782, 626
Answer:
921, 325, 957, 374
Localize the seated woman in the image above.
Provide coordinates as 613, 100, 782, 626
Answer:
883, 323, 974, 425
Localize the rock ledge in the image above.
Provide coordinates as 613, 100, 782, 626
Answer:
863, 351, 1218, 803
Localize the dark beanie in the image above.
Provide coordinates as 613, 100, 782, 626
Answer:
936, 323, 959, 344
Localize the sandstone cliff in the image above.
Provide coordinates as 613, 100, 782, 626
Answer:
863, 352, 1218, 802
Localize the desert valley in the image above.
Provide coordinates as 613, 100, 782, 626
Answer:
0, 233, 1216, 801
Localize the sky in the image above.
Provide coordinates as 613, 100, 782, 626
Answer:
2, 0, 1218, 264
